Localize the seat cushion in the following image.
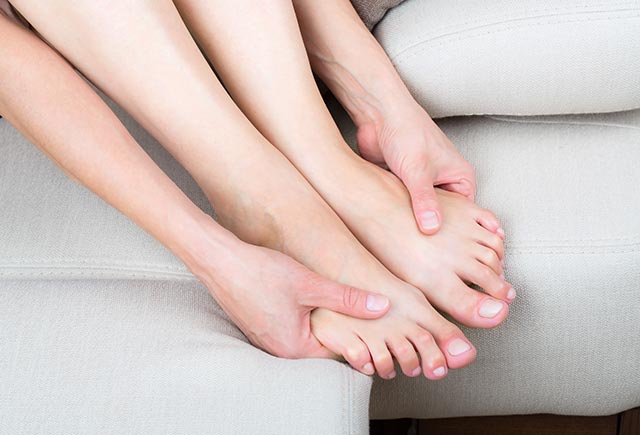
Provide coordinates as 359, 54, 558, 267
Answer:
375, 0, 640, 117
329, 98, 640, 418
0, 91, 203, 281
0, 279, 371, 435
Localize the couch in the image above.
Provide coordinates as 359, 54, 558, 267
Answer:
1, 0, 639, 433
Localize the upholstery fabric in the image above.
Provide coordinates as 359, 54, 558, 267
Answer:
374, 0, 640, 117
328, 97, 640, 418
0, 93, 201, 281
350, 0, 406, 29
0, 279, 371, 435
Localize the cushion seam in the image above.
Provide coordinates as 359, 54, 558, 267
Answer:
382, 1, 637, 51
390, 12, 640, 65
484, 115, 640, 132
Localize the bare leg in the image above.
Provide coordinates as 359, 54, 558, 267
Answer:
0, 10, 392, 362
8, 0, 475, 378
292, 0, 485, 235
172, 0, 514, 329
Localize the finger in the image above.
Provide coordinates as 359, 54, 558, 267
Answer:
298, 273, 390, 319
401, 166, 442, 235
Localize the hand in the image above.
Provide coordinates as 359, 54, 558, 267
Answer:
194, 235, 391, 359
357, 103, 502, 236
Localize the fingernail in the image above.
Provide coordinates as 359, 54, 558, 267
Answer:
363, 362, 374, 375
366, 294, 389, 312
411, 367, 422, 377
448, 339, 471, 356
387, 370, 396, 379
497, 227, 505, 238
507, 287, 516, 301
479, 299, 504, 318
420, 211, 439, 231
433, 366, 447, 377
499, 272, 505, 280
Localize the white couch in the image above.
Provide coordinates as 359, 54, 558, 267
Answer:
1, 0, 639, 433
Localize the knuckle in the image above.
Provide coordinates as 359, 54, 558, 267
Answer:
395, 344, 414, 358
416, 332, 434, 346
342, 286, 360, 309
345, 346, 368, 364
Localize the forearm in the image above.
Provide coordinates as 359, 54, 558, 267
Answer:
0, 15, 235, 281
293, 0, 418, 127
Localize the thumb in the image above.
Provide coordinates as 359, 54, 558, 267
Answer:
299, 275, 390, 319
401, 167, 442, 235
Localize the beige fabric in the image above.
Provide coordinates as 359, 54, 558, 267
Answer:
374, 0, 640, 117
0, 279, 372, 435
328, 97, 640, 418
350, 0, 406, 29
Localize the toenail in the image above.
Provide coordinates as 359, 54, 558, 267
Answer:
448, 339, 471, 356
479, 299, 504, 318
362, 363, 374, 375
433, 366, 446, 377
411, 367, 422, 377
366, 294, 389, 312
507, 287, 516, 301
420, 211, 439, 230
497, 227, 505, 238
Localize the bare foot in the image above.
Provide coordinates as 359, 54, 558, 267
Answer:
204, 147, 477, 379
318, 158, 514, 329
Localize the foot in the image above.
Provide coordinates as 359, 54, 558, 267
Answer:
357, 102, 485, 235
321, 158, 514, 329
204, 147, 477, 379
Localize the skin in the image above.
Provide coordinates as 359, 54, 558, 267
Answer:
0, 10, 393, 362
169, 0, 515, 328
292, 0, 496, 237
6, 0, 497, 379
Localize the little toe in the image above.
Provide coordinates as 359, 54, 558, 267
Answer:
365, 337, 396, 379
387, 336, 421, 377
408, 330, 448, 380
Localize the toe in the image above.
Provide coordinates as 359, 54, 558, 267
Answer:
408, 329, 448, 380
474, 227, 505, 260
387, 336, 421, 377
475, 208, 504, 238
421, 277, 507, 328
414, 305, 477, 369
474, 245, 503, 275
364, 337, 396, 379
461, 261, 512, 303
342, 336, 375, 376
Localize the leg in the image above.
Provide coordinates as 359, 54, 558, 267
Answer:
0, 9, 387, 363
295, 0, 484, 236
173, 0, 515, 328
9, 0, 474, 376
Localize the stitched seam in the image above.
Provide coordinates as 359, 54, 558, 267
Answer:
0, 257, 187, 270
506, 247, 640, 254
387, 1, 637, 50
392, 13, 640, 66
0, 269, 197, 279
484, 115, 640, 132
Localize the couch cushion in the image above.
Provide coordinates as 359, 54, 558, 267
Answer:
0, 279, 371, 435
328, 98, 640, 418
375, 0, 640, 117
0, 92, 202, 281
